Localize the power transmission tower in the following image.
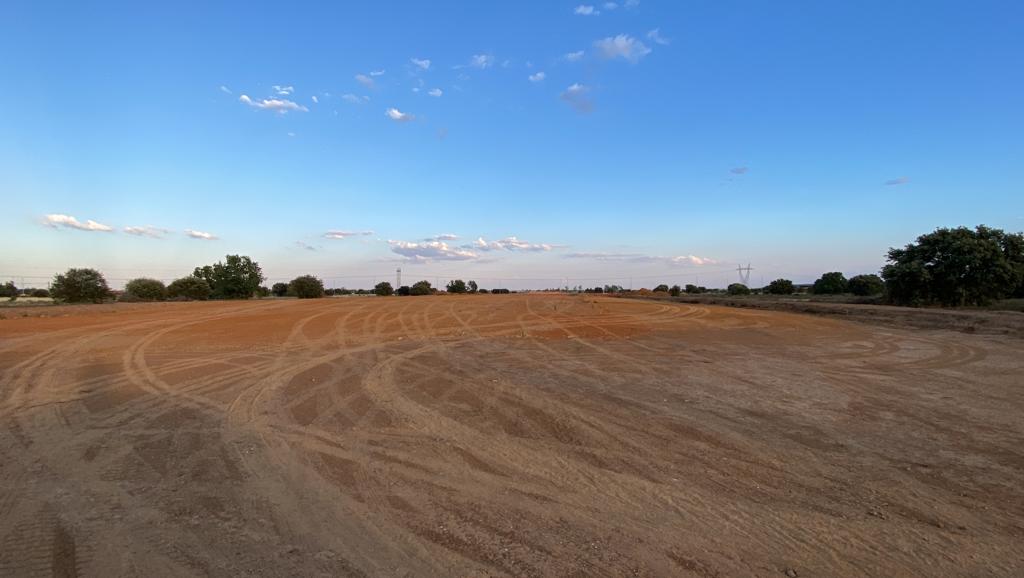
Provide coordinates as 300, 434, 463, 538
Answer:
736, 263, 753, 286
396, 267, 401, 288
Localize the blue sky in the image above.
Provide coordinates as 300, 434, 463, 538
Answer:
2, 1, 1022, 289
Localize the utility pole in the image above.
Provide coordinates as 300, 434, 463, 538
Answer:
396, 267, 401, 289
736, 263, 753, 286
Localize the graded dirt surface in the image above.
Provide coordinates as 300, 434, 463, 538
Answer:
1, 295, 1022, 576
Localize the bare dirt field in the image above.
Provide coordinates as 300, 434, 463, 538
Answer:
1, 294, 1022, 576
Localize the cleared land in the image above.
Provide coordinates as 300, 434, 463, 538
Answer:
1, 294, 1022, 576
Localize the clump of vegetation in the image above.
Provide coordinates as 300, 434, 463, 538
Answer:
0, 281, 17, 301
765, 279, 795, 295
193, 255, 264, 299
289, 275, 324, 299
446, 279, 468, 293
396, 285, 411, 296
882, 225, 1024, 306
477, 288, 489, 294
271, 282, 289, 297
374, 281, 394, 296
848, 274, 885, 296
653, 284, 669, 293
124, 278, 167, 301
167, 276, 212, 300
491, 288, 511, 294
410, 280, 433, 296
669, 285, 681, 296
812, 272, 848, 295
684, 284, 707, 294
51, 268, 111, 303
727, 283, 751, 295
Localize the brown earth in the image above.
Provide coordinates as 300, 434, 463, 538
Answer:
1, 294, 1022, 576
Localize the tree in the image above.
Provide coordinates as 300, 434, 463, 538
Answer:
374, 281, 394, 296
124, 278, 167, 301
31, 288, 50, 298
604, 284, 623, 294
684, 284, 703, 294
193, 255, 264, 299
727, 283, 751, 295
812, 272, 849, 295
653, 284, 669, 293
848, 274, 885, 296
51, 268, 110, 303
410, 280, 433, 296
396, 285, 411, 296
467, 280, 478, 293
477, 288, 489, 294
446, 279, 467, 294
271, 282, 290, 297
669, 285, 681, 297
765, 279, 795, 295
167, 276, 212, 300
0, 281, 16, 300
289, 275, 324, 299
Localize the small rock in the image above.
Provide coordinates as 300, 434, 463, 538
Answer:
784, 569, 798, 578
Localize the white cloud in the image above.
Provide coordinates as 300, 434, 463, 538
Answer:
427, 88, 443, 97
647, 28, 670, 45
431, 233, 459, 241
272, 85, 294, 95
411, 58, 431, 70
43, 214, 113, 232
389, 240, 478, 262
473, 236, 558, 252
294, 241, 317, 251
575, 5, 599, 16
370, 69, 386, 76
594, 34, 652, 63
185, 229, 218, 240
239, 94, 308, 113
528, 71, 546, 82
560, 83, 593, 113
324, 230, 374, 239
355, 74, 375, 89
564, 50, 585, 62
311, 95, 319, 103
386, 108, 415, 122
219, 85, 232, 94
603, 2, 618, 9
565, 252, 717, 266
124, 225, 171, 238
463, 54, 494, 69
341, 93, 369, 104
885, 176, 910, 186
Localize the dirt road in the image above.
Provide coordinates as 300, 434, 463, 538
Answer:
1, 295, 1022, 576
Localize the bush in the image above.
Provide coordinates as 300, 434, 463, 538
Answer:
467, 280, 478, 293
882, 225, 1023, 306
31, 288, 50, 298
193, 255, 264, 299
812, 272, 848, 295
289, 275, 324, 299
477, 288, 489, 294
446, 279, 468, 294
848, 274, 885, 296
727, 283, 751, 295
410, 280, 433, 296
491, 288, 511, 294
271, 282, 289, 297
653, 284, 669, 293
396, 285, 411, 296
51, 268, 111, 303
685, 284, 706, 294
669, 285, 681, 297
0, 281, 17, 299
374, 281, 394, 296
765, 279, 795, 295
166, 276, 212, 300
124, 278, 167, 301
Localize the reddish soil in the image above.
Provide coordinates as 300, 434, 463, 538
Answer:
1, 295, 1022, 576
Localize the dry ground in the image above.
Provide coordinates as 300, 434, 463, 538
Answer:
1, 294, 1022, 576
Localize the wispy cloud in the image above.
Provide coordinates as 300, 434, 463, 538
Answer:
42, 214, 113, 232
272, 85, 294, 96
323, 230, 374, 239
603, 2, 619, 10
473, 236, 559, 252
219, 85, 232, 94
427, 88, 443, 97
389, 240, 478, 262
565, 252, 716, 266
528, 71, 546, 82
239, 94, 308, 113
594, 34, 651, 63
386, 108, 415, 122
341, 93, 369, 104
370, 69, 386, 76
885, 176, 910, 186
431, 233, 460, 241
294, 241, 317, 251
564, 50, 585, 62
731, 166, 749, 175
311, 95, 319, 104
185, 229, 218, 240
411, 57, 431, 70
646, 28, 670, 45
457, 54, 494, 69
355, 74, 376, 89
575, 5, 600, 16
561, 83, 593, 113
124, 225, 171, 238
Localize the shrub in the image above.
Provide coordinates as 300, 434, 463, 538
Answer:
396, 285, 411, 296
653, 284, 669, 293
765, 279, 795, 295
289, 275, 324, 299
491, 288, 511, 294
51, 268, 111, 303
410, 280, 433, 296
669, 285, 681, 297
124, 278, 167, 301
684, 284, 705, 294
727, 283, 751, 295
603, 285, 623, 294
271, 282, 289, 297
374, 281, 394, 296
848, 274, 885, 296
446, 279, 468, 294
812, 272, 848, 295
0, 281, 17, 300
467, 280, 478, 293
166, 276, 212, 300
477, 288, 489, 294
31, 288, 50, 298
193, 255, 264, 299
256, 286, 270, 298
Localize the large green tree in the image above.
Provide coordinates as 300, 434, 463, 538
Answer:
812, 272, 848, 295
882, 225, 1024, 306
289, 275, 324, 299
51, 268, 111, 303
765, 279, 795, 295
193, 255, 264, 299
124, 278, 167, 301
848, 274, 885, 296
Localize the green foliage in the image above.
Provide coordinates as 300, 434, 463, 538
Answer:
882, 225, 1024, 306
476, 288, 489, 294
256, 286, 270, 298
51, 268, 111, 303
812, 272, 848, 295
848, 274, 885, 296
446, 279, 468, 293
684, 284, 707, 294
374, 281, 394, 296
289, 275, 324, 299
410, 280, 433, 296
271, 282, 289, 297
166, 276, 212, 300
669, 285, 681, 297
653, 284, 669, 293
467, 280, 478, 293
603, 284, 623, 294
0, 281, 17, 300
491, 288, 511, 294
396, 285, 411, 296
193, 255, 264, 299
124, 278, 167, 301
765, 279, 795, 295
727, 283, 751, 295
